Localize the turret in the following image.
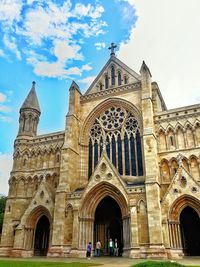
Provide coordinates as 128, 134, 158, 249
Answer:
140, 60, 152, 99
18, 81, 41, 137
140, 61, 165, 252
67, 81, 81, 117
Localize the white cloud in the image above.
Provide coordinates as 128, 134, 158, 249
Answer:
20, 1, 105, 45
0, 115, 12, 122
72, 3, 104, 19
53, 40, 83, 62
95, 42, 106, 50
78, 76, 96, 87
0, 92, 6, 103
25, 49, 47, 65
82, 64, 92, 71
2, 0, 106, 79
20, 1, 72, 44
0, 48, 5, 57
118, 0, 200, 109
0, 153, 12, 196
3, 35, 21, 60
0, 0, 23, 25
33, 60, 91, 78
0, 105, 12, 113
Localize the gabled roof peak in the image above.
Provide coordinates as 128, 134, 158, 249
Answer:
84, 56, 141, 95
20, 81, 41, 113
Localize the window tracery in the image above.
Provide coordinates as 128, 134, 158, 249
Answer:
88, 106, 143, 179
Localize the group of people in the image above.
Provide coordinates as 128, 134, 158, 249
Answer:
86, 238, 119, 259
109, 238, 119, 256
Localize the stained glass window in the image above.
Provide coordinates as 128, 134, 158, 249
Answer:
88, 106, 143, 179
111, 66, 115, 86
118, 72, 122, 86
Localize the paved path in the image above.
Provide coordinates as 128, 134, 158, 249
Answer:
1, 256, 200, 266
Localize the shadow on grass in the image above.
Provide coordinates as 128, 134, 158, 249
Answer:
131, 261, 200, 267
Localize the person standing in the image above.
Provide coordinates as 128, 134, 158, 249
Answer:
109, 238, 113, 256
114, 238, 118, 256
96, 240, 101, 256
86, 242, 92, 259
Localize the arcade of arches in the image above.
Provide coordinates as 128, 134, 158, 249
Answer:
1, 50, 200, 260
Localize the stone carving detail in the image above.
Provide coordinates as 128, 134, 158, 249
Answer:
107, 173, 112, 180
95, 174, 101, 180
173, 188, 179, 194
101, 163, 107, 173
191, 187, 197, 193
180, 176, 187, 188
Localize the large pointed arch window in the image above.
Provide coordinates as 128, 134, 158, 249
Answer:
88, 107, 143, 179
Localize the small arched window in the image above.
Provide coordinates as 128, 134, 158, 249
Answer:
23, 158, 27, 166
118, 71, 122, 86
99, 82, 103, 91
105, 75, 109, 89
124, 75, 128, 84
170, 136, 174, 146
111, 66, 115, 86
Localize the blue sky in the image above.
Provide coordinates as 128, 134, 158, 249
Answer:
1, 0, 200, 195
0, 0, 136, 153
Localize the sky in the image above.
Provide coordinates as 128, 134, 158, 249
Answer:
0, 0, 200, 195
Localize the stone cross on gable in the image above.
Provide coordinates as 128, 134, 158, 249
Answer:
109, 42, 117, 56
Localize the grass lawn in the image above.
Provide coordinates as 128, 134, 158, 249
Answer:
0, 260, 100, 267
131, 261, 200, 267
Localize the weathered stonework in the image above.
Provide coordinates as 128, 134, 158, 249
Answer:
0, 52, 200, 259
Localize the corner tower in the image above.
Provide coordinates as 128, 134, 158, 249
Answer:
18, 81, 41, 137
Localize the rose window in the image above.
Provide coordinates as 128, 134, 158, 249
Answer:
100, 107, 125, 130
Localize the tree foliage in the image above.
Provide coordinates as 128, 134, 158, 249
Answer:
0, 195, 7, 233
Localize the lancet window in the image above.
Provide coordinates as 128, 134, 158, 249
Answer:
88, 106, 143, 178
105, 75, 109, 89
118, 71, 122, 86
111, 66, 115, 86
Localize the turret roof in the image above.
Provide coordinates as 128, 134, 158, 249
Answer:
21, 81, 41, 112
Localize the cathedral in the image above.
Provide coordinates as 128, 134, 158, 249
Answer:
0, 44, 200, 259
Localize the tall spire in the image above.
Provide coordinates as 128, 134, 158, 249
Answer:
21, 81, 40, 112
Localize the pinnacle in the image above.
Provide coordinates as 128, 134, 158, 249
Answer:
69, 80, 81, 93
20, 81, 41, 113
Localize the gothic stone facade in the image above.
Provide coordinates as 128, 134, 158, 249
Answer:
0, 53, 200, 259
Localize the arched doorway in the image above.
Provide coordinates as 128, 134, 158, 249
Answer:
180, 206, 200, 256
94, 196, 123, 256
34, 215, 50, 256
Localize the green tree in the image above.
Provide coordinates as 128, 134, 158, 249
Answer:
0, 195, 7, 233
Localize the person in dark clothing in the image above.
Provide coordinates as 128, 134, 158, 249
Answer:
86, 242, 92, 259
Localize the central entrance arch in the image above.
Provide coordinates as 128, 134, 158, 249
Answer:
34, 215, 50, 256
94, 196, 123, 255
180, 206, 200, 256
